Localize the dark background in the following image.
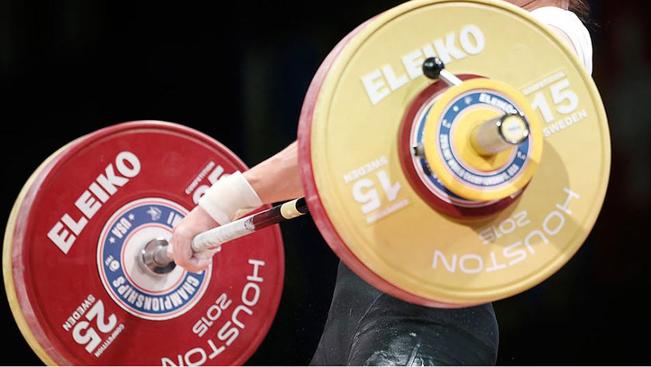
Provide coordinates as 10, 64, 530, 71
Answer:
1, 0, 649, 365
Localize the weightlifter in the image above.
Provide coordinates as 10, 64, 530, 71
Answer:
170, 0, 593, 364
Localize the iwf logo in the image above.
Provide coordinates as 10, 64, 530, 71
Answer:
97, 198, 210, 320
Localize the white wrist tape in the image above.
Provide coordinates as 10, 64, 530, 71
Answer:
198, 171, 262, 224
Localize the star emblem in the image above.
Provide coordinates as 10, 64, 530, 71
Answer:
147, 207, 162, 221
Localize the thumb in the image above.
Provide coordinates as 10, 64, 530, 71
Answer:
188, 256, 212, 272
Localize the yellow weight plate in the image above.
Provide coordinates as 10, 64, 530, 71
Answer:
299, 0, 610, 305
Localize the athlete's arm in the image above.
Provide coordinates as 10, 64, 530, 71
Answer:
243, 140, 303, 204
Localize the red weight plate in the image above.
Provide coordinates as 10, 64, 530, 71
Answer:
4, 121, 284, 365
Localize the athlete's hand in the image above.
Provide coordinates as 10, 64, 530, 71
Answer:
170, 171, 262, 272
169, 206, 220, 272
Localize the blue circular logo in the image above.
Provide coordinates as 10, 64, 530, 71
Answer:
435, 90, 529, 189
411, 90, 531, 204
97, 198, 210, 320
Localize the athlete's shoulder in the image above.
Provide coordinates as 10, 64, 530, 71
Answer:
530, 6, 593, 74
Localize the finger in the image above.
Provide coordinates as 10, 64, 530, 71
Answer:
171, 230, 194, 269
180, 256, 211, 273
193, 257, 212, 272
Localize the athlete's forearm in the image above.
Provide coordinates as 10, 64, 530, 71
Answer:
243, 141, 304, 204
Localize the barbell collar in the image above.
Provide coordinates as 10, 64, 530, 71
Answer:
470, 113, 530, 156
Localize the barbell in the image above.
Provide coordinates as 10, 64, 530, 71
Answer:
3, 0, 610, 364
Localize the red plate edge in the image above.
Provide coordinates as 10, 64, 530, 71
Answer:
295, 17, 468, 308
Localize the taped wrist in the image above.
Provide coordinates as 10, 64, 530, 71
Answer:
198, 171, 262, 224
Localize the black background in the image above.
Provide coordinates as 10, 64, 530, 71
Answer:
1, 0, 650, 365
